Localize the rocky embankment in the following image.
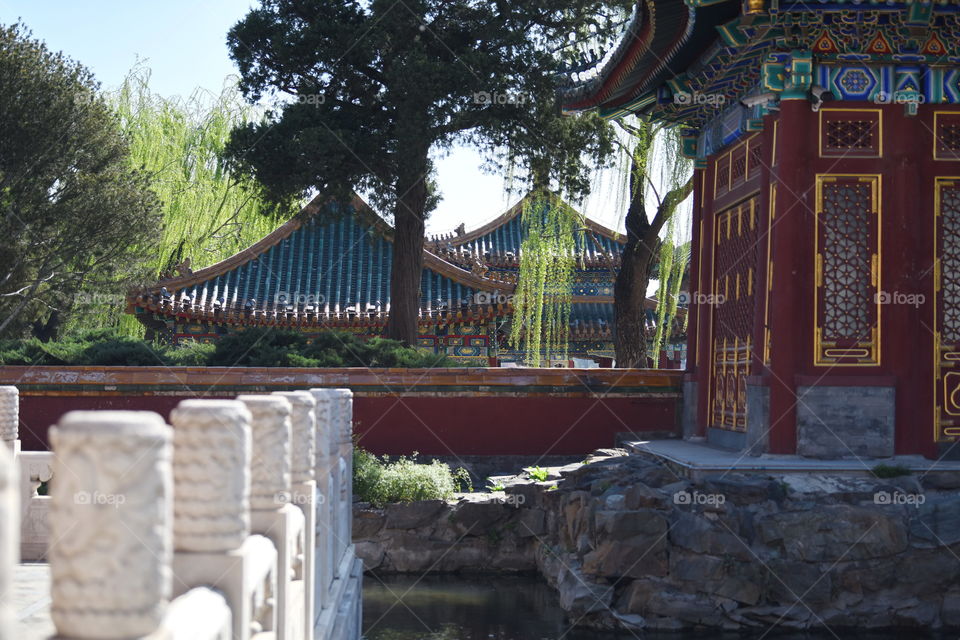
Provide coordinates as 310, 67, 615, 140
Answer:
353, 449, 960, 631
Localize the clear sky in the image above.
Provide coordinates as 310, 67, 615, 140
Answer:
0, 0, 635, 234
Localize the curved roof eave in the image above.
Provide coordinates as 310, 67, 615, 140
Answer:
130, 192, 510, 299
560, 0, 739, 117
437, 192, 625, 246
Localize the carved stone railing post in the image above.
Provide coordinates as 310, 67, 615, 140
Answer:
0, 439, 17, 640
169, 399, 277, 640
331, 389, 354, 577
238, 394, 304, 640
309, 389, 336, 619
0, 386, 19, 454
48, 410, 172, 639
172, 399, 251, 552
274, 390, 317, 640
310, 388, 361, 640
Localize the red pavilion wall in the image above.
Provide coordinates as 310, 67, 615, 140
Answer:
1, 366, 682, 456
688, 100, 960, 458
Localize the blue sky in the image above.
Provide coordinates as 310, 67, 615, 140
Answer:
0, 0, 627, 233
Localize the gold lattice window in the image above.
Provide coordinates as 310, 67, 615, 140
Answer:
936, 179, 960, 441
715, 156, 730, 196
749, 142, 762, 178
710, 197, 759, 432
935, 113, 960, 160
815, 175, 880, 365
731, 152, 747, 186
820, 109, 882, 157
826, 120, 874, 149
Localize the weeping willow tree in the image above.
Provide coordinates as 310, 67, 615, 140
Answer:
609, 117, 693, 368
508, 193, 582, 366
70, 67, 292, 336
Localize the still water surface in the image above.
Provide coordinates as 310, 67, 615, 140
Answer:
362, 574, 947, 640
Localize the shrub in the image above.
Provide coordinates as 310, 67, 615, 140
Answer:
0, 327, 462, 368
352, 446, 468, 507
872, 463, 912, 479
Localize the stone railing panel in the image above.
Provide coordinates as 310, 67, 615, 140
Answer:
18, 450, 52, 561
0, 386, 18, 454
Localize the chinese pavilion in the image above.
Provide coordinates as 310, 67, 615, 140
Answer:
561, 0, 960, 459
127, 193, 687, 366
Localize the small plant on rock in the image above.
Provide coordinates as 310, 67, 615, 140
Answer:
871, 463, 912, 479
525, 466, 550, 482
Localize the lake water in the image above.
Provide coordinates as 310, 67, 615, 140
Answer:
362, 574, 948, 640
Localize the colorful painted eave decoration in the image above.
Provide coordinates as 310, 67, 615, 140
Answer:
571, 1, 960, 139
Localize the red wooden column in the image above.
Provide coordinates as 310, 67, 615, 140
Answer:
766, 99, 816, 454
685, 166, 704, 373
695, 161, 717, 436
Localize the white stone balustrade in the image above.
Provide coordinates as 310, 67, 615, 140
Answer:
310, 388, 362, 640
274, 390, 318, 640
169, 399, 277, 640
238, 394, 306, 640
0, 440, 17, 640
3, 386, 360, 640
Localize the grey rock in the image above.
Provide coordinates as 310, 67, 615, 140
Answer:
581, 537, 668, 578
920, 471, 960, 491
669, 511, 752, 560
757, 505, 907, 561
557, 563, 613, 616
595, 509, 669, 541
941, 590, 960, 627
384, 500, 447, 530
450, 497, 510, 534
701, 473, 784, 505
513, 507, 546, 538
353, 508, 386, 539
909, 493, 960, 547
354, 540, 385, 570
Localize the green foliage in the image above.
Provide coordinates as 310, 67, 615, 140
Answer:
452, 467, 473, 493
509, 194, 580, 366
206, 328, 451, 368
352, 448, 461, 507
486, 483, 505, 493
871, 464, 912, 479
0, 23, 161, 338
93, 67, 292, 336
524, 466, 549, 482
0, 328, 454, 368
223, 0, 628, 342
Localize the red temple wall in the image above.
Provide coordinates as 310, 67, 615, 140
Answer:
1, 366, 682, 456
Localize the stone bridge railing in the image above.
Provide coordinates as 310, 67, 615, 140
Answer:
0, 385, 362, 640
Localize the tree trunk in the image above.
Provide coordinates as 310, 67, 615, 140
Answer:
613, 202, 655, 368
384, 155, 429, 345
